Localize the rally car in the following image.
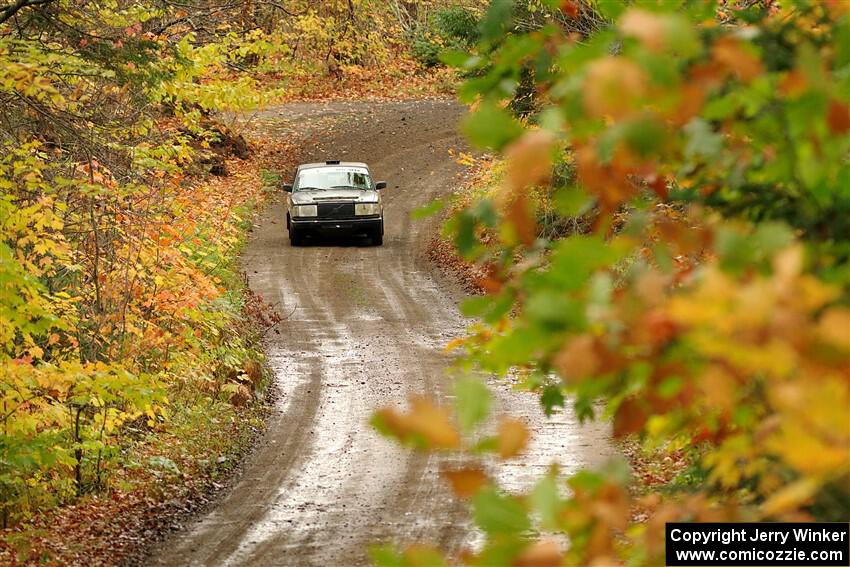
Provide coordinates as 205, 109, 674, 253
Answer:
283, 161, 386, 246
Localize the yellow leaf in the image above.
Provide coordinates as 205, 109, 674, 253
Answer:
817, 307, 850, 349
761, 478, 820, 517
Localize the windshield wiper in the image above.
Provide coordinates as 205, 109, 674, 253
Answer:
296, 186, 326, 191
330, 185, 366, 190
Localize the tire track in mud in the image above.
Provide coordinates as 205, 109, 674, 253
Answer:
148, 99, 612, 567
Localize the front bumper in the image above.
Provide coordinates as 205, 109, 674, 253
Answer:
291, 215, 382, 234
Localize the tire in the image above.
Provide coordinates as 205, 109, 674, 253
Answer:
372, 229, 383, 246
289, 226, 303, 246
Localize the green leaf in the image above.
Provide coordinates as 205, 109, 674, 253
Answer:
622, 116, 667, 157
411, 199, 444, 220
480, 0, 514, 43
454, 377, 491, 433
147, 456, 180, 475
540, 385, 565, 416
460, 295, 493, 318
471, 436, 499, 453
530, 471, 563, 530
369, 544, 405, 567
542, 235, 626, 291
593, 0, 627, 21
439, 50, 472, 68
554, 186, 593, 217
453, 210, 479, 257
472, 487, 530, 535
483, 290, 516, 324
684, 118, 722, 159
462, 103, 524, 150
753, 222, 794, 256
567, 469, 605, 492
476, 537, 526, 567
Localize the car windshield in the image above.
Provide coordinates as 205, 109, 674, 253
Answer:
295, 166, 372, 191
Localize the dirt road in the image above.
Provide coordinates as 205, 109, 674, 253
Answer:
149, 100, 611, 567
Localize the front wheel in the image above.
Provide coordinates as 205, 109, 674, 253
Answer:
371, 226, 383, 246
289, 226, 304, 246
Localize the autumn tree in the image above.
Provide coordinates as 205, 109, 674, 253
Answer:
0, 0, 280, 526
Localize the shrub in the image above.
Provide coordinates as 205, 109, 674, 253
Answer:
411, 7, 481, 68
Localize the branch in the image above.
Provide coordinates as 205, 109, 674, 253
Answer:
254, 1, 304, 17
0, 0, 55, 25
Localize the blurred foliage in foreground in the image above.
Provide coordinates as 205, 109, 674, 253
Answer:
373, 0, 850, 565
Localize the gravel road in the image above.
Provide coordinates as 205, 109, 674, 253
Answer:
148, 99, 612, 567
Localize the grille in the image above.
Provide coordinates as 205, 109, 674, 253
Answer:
317, 202, 356, 220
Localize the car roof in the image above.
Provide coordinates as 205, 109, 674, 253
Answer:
296, 161, 369, 172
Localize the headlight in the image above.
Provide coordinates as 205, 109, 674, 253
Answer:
293, 204, 317, 217
355, 203, 381, 216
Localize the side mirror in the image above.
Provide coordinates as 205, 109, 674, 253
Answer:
375, 181, 387, 190
283, 184, 293, 192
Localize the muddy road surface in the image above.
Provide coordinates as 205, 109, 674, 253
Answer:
149, 100, 612, 567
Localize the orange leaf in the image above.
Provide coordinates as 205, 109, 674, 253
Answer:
376, 397, 461, 449
561, 0, 580, 19
620, 9, 669, 53
712, 37, 763, 82
408, 397, 461, 448
613, 398, 647, 437
672, 83, 705, 125
689, 61, 726, 91
502, 190, 537, 247
505, 130, 555, 191
441, 467, 490, 498
827, 99, 850, 135
583, 57, 647, 119
497, 417, 529, 459
513, 539, 563, 567
644, 173, 669, 199
780, 70, 808, 98
698, 365, 738, 414
825, 0, 850, 18
575, 144, 640, 210
560, 0, 579, 19
552, 334, 600, 383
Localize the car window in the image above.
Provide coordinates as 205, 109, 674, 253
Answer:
295, 167, 373, 191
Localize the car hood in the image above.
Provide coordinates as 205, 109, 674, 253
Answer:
291, 189, 379, 204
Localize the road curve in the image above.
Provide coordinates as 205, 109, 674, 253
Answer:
148, 100, 612, 567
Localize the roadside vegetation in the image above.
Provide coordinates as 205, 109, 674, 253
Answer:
373, 0, 850, 565
0, 0, 478, 563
